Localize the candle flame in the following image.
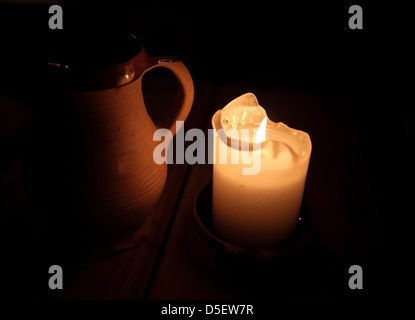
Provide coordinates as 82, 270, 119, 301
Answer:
255, 117, 267, 143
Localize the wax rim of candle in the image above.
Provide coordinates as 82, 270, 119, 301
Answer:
220, 92, 266, 131
212, 110, 312, 157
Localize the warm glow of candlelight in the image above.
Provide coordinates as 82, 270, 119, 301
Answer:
212, 93, 312, 249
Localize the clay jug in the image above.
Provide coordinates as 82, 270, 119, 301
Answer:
21, 33, 194, 246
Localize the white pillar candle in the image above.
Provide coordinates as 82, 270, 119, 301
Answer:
212, 93, 312, 249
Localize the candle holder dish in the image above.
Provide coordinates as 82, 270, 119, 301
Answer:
193, 181, 313, 262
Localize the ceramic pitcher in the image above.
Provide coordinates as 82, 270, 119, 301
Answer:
21, 33, 194, 245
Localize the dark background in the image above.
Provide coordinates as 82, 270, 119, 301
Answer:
0, 0, 412, 302
0, 0, 411, 141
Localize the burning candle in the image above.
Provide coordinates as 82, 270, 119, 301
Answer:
211, 93, 312, 249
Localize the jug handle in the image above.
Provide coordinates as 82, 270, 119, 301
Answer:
142, 58, 194, 136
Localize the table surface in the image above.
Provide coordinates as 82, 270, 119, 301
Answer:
0, 76, 381, 300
